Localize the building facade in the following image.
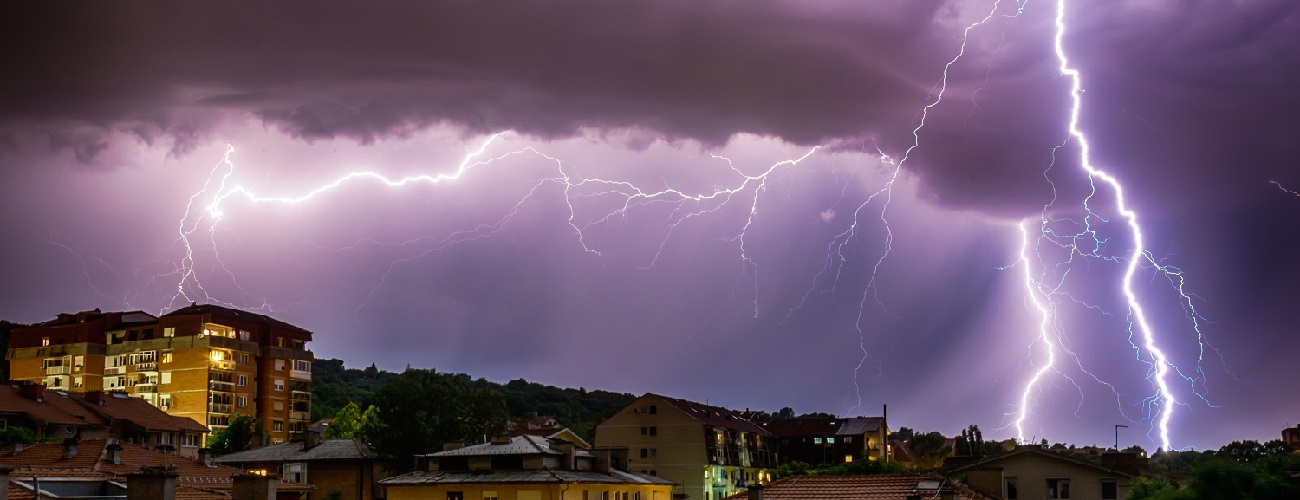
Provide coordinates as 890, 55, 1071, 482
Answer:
594, 393, 774, 500
6, 304, 313, 443
762, 416, 890, 465
948, 446, 1137, 500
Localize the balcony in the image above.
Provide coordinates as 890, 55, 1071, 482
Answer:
209, 381, 236, 393
135, 385, 158, 394
209, 403, 234, 414
105, 366, 126, 375
290, 369, 311, 381
289, 411, 311, 421
44, 365, 70, 375
210, 360, 234, 371
136, 362, 158, 371
290, 392, 311, 402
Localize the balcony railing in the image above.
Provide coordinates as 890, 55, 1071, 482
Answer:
290, 392, 311, 402
209, 381, 235, 393
105, 366, 126, 375
289, 411, 311, 421
136, 385, 158, 393
210, 360, 234, 371
209, 403, 234, 414
290, 369, 311, 381
136, 362, 158, 371
44, 365, 70, 375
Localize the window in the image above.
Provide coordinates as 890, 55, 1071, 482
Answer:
845, 436, 853, 443
273, 420, 284, 432
161, 352, 173, 363
814, 437, 823, 444
164, 327, 175, 337
283, 462, 305, 483
74, 356, 84, 372
237, 353, 250, 365
41, 337, 50, 346
275, 359, 286, 371
640, 448, 656, 458
1047, 478, 1070, 499
237, 396, 248, 408
237, 375, 248, 387
238, 330, 250, 341
183, 434, 200, 447
159, 394, 171, 410
1101, 480, 1117, 500
161, 372, 172, 385
482, 493, 498, 500
649, 426, 657, 436
649, 405, 657, 415
274, 378, 285, 391
827, 437, 835, 444
273, 400, 285, 412
1005, 478, 1018, 500
73, 376, 83, 388
294, 360, 310, 371
447, 493, 464, 500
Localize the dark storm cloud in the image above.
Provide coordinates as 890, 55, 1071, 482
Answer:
0, 1, 954, 153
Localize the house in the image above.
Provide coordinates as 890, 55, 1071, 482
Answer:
380, 434, 675, 500
0, 382, 208, 458
506, 416, 592, 450
0, 438, 311, 499
1283, 424, 1300, 449
761, 416, 890, 465
946, 446, 1139, 500
721, 474, 991, 500
215, 433, 386, 500
6, 303, 315, 443
594, 393, 775, 500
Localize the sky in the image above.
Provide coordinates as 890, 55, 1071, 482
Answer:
2, 1, 1298, 452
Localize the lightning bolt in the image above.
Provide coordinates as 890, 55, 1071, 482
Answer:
1271, 180, 1300, 197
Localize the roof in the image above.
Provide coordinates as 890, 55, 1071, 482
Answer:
761, 417, 885, 438
650, 394, 769, 435
720, 474, 991, 500
162, 303, 310, 333
945, 446, 1137, 478
0, 384, 109, 427
381, 469, 674, 486
214, 438, 377, 464
504, 427, 592, 449
0, 439, 311, 494
80, 391, 208, 433
429, 435, 594, 458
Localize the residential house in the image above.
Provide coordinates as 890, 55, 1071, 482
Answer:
761, 416, 890, 465
946, 446, 1139, 500
594, 393, 775, 500
0, 438, 311, 499
507, 416, 592, 449
215, 433, 386, 500
1283, 424, 1300, 449
381, 434, 675, 500
6, 303, 314, 443
721, 474, 990, 500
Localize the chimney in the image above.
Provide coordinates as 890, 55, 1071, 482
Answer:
198, 448, 214, 467
592, 447, 629, 473
304, 429, 322, 449
747, 484, 764, 500
86, 391, 107, 406
127, 466, 177, 500
232, 473, 278, 500
62, 438, 78, 459
554, 441, 576, 470
0, 465, 12, 500
18, 382, 44, 403
490, 435, 511, 445
443, 442, 465, 452
107, 443, 123, 464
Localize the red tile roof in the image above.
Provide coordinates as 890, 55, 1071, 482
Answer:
651, 394, 769, 435
0, 384, 106, 427
78, 391, 208, 433
721, 474, 991, 500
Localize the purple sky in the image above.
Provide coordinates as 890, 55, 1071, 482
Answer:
2, 1, 1298, 452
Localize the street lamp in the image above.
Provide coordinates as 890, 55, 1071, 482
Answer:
1114, 424, 1129, 451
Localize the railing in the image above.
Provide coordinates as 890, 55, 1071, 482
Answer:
289, 411, 311, 421
290, 369, 311, 381
209, 403, 234, 414
136, 362, 158, 371
210, 360, 234, 370
290, 392, 311, 402
209, 381, 235, 393
136, 385, 158, 393
44, 365, 70, 375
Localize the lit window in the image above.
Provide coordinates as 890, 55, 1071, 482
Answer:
814, 438, 823, 444
827, 437, 835, 444
164, 327, 175, 337
42, 337, 50, 346
73, 377, 83, 388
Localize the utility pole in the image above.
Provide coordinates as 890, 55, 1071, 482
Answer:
1114, 424, 1128, 451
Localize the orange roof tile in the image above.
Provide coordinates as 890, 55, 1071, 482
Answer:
76, 391, 208, 433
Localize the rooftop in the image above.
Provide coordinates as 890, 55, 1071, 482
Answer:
382, 468, 674, 486
720, 474, 990, 500
214, 437, 377, 463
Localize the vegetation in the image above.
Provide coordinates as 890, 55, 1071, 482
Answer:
311, 359, 637, 441
207, 414, 265, 456
0, 425, 37, 446
322, 401, 381, 439
366, 368, 508, 470
0, 320, 27, 380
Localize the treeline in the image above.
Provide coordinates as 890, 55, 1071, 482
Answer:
311, 358, 636, 442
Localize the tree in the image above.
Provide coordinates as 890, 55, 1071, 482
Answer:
776, 407, 796, 420
1217, 440, 1264, 462
324, 402, 370, 439
957, 425, 985, 458
908, 431, 951, 469
208, 414, 264, 456
368, 368, 508, 468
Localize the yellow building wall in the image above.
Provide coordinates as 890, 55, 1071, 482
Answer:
387, 482, 674, 500
596, 394, 713, 500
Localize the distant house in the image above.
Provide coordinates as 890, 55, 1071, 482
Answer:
721, 474, 990, 500
0, 382, 208, 458
761, 416, 890, 465
506, 415, 592, 449
595, 393, 775, 500
1283, 424, 1300, 449
0, 438, 310, 499
216, 434, 385, 500
946, 446, 1139, 500
381, 434, 674, 500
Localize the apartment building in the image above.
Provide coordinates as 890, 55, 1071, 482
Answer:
594, 393, 774, 500
6, 303, 313, 443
